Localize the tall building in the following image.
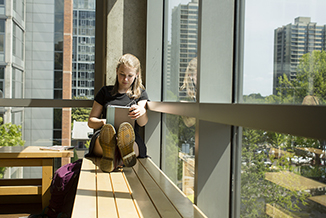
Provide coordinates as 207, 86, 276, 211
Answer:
273, 17, 326, 94
168, 0, 198, 101
72, 0, 95, 99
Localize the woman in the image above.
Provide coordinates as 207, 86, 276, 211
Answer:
87, 54, 149, 172
180, 57, 197, 127
180, 57, 197, 101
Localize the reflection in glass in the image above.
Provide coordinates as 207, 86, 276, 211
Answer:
164, 0, 198, 102
163, 114, 196, 201
243, 0, 326, 105
180, 57, 197, 101
241, 128, 326, 217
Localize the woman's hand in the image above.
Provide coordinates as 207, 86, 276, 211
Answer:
128, 104, 145, 120
129, 100, 148, 126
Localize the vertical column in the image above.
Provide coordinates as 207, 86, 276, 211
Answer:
62, 0, 73, 165
122, 0, 147, 82
144, 0, 163, 165
106, 0, 147, 85
195, 121, 231, 218
195, 0, 235, 217
106, 0, 124, 85
95, 0, 107, 94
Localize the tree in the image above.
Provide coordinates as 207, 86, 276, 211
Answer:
243, 93, 266, 104
0, 117, 25, 178
241, 128, 310, 217
71, 96, 92, 123
278, 50, 326, 105
276, 50, 326, 172
71, 107, 91, 123
0, 117, 25, 147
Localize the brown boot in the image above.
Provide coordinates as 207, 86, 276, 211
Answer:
117, 122, 136, 167
99, 124, 117, 172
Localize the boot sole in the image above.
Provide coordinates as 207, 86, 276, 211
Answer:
99, 124, 116, 172
117, 122, 136, 167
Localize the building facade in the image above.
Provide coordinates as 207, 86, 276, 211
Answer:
72, 0, 95, 99
273, 17, 326, 94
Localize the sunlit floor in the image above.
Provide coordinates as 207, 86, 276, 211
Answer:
0, 203, 42, 218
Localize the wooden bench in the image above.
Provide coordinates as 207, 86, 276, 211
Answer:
71, 157, 207, 218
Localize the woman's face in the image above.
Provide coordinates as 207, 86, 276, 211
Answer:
117, 64, 138, 91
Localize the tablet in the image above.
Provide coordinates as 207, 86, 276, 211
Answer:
106, 105, 135, 130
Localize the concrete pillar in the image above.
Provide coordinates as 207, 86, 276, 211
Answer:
105, 0, 147, 85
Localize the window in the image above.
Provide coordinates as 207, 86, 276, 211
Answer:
0, 0, 4, 15
164, 0, 198, 102
159, 0, 199, 202
241, 1, 326, 217
241, 128, 326, 217
12, 68, 23, 99
243, 1, 326, 105
148, 0, 326, 217
0, 67, 4, 97
0, 19, 4, 61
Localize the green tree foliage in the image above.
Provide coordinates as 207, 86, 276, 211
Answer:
241, 128, 311, 217
278, 50, 326, 105
243, 93, 266, 104
71, 107, 91, 123
0, 117, 25, 147
71, 96, 92, 123
0, 117, 25, 178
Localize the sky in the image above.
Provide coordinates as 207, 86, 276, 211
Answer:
167, 0, 326, 96
243, 0, 326, 96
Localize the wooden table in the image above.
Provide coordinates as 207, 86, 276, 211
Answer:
0, 146, 74, 208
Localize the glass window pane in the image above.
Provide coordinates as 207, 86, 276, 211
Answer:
162, 114, 196, 202
12, 68, 23, 98
242, 0, 326, 105
163, 0, 198, 102
55, 52, 63, 70
241, 127, 326, 217
2, 1, 95, 100
0, 35, 4, 52
0, 20, 5, 33
0, 106, 90, 179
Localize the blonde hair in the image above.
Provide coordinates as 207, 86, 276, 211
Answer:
180, 57, 197, 100
111, 54, 145, 99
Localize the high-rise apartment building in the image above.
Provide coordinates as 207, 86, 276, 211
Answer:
168, 0, 198, 101
72, 0, 95, 99
273, 17, 326, 95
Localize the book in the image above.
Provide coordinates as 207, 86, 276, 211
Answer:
39, 146, 75, 151
106, 105, 135, 130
